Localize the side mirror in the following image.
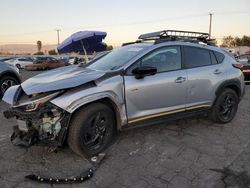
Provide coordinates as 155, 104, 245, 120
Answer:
132, 66, 157, 79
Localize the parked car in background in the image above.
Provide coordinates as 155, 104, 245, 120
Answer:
242, 67, 250, 84
242, 65, 250, 84
236, 54, 250, 65
68, 57, 76, 64
235, 54, 250, 84
0, 57, 15, 62
25, 57, 69, 70
32, 56, 55, 64
0, 62, 21, 98
4, 57, 34, 69
69, 52, 109, 65
2, 30, 245, 157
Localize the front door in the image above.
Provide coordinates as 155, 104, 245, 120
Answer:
124, 46, 187, 124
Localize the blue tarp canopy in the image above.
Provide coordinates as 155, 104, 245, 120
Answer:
57, 31, 107, 54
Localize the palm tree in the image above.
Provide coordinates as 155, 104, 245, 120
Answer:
37, 40, 42, 52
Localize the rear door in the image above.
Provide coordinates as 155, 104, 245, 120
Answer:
184, 46, 226, 108
124, 46, 188, 123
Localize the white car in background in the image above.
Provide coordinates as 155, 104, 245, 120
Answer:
4, 57, 34, 69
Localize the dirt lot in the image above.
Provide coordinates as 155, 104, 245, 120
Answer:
0, 69, 250, 188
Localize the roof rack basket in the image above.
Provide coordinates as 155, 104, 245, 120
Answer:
139, 30, 209, 40
122, 30, 215, 46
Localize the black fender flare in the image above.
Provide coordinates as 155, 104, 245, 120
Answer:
0, 70, 21, 83
215, 79, 241, 100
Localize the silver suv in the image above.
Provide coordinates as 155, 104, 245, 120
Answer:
3, 30, 245, 157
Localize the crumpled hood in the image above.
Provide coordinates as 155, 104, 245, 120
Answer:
21, 65, 105, 95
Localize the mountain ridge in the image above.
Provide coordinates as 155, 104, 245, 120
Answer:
0, 44, 57, 54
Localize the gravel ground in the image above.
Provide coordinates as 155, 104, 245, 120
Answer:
0, 69, 250, 188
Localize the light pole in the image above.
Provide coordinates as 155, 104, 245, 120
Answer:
56, 29, 61, 45
209, 13, 213, 39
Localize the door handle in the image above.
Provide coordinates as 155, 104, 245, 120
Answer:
175, 77, 186, 83
213, 69, 222, 74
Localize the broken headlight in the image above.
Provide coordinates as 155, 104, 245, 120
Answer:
15, 91, 62, 112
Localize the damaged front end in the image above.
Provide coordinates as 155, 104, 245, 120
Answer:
3, 88, 70, 148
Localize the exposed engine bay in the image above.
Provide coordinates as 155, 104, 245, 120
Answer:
4, 103, 70, 148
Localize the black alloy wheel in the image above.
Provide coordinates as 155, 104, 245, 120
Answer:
82, 111, 110, 151
210, 88, 239, 123
218, 93, 237, 121
68, 103, 116, 157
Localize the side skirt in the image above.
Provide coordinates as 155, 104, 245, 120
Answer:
122, 108, 210, 130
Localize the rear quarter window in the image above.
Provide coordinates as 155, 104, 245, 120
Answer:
214, 51, 225, 63
210, 51, 218, 64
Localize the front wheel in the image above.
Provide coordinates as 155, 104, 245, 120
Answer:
209, 88, 239, 123
67, 103, 116, 157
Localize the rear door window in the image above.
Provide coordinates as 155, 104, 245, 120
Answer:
184, 47, 211, 68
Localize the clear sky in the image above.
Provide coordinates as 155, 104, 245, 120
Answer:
0, 0, 249, 46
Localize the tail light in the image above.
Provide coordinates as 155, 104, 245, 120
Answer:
232, 63, 243, 71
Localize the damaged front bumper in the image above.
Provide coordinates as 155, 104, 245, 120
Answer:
4, 103, 71, 148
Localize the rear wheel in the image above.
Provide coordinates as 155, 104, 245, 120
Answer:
67, 103, 116, 157
0, 76, 19, 98
209, 88, 239, 123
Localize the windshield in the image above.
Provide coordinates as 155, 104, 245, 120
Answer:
87, 45, 149, 71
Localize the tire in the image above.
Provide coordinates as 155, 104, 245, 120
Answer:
0, 76, 19, 98
67, 102, 116, 157
209, 88, 239, 124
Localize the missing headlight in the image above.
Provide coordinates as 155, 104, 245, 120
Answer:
14, 91, 63, 112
